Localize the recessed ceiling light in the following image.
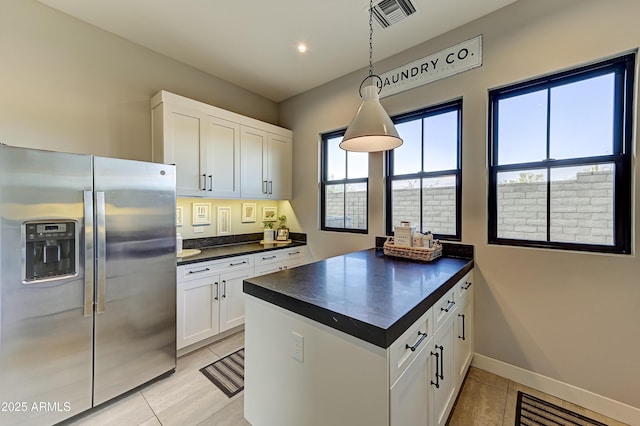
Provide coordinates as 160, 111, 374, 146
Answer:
297, 43, 307, 54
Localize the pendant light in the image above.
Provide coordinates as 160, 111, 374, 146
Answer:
340, 0, 403, 152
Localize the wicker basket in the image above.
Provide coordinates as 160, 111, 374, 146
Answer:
383, 237, 442, 262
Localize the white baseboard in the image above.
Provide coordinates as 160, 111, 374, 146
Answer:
471, 353, 640, 426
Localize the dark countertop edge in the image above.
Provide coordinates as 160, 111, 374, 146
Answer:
243, 256, 475, 349
177, 240, 307, 266
243, 279, 389, 347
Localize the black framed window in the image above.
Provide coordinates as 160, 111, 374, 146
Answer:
321, 130, 369, 233
488, 54, 634, 254
386, 100, 462, 240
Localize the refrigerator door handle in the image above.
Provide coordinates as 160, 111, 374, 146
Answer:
96, 191, 107, 314
83, 190, 94, 317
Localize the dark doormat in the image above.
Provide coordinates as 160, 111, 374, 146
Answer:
516, 391, 607, 425
200, 348, 244, 398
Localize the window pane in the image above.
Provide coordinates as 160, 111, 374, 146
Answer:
345, 182, 367, 230
496, 169, 547, 240
324, 183, 344, 227
550, 164, 614, 245
424, 111, 458, 172
497, 90, 547, 165
422, 175, 456, 235
326, 136, 346, 180
347, 151, 368, 179
393, 120, 422, 174
391, 179, 420, 229
550, 74, 615, 160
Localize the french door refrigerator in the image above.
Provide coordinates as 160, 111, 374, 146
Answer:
0, 145, 177, 425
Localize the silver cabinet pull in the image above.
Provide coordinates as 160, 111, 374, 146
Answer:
214, 282, 219, 301
288, 251, 300, 255
202, 174, 207, 191
405, 331, 428, 352
262, 255, 277, 260
208, 174, 213, 191
222, 280, 226, 298
229, 260, 248, 266
441, 300, 456, 313
463, 281, 472, 290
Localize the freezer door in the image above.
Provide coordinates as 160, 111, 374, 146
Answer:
92, 156, 176, 405
0, 145, 94, 425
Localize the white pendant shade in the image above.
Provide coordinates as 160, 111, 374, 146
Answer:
340, 85, 403, 152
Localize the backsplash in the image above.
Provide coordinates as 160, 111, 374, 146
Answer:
184, 232, 307, 249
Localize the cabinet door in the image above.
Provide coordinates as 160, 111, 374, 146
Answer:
430, 319, 457, 426
161, 104, 205, 197
454, 299, 473, 389
177, 277, 219, 349
219, 268, 254, 332
390, 345, 430, 426
240, 126, 268, 199
203, 116, 240, 198
267, 133, 292, 199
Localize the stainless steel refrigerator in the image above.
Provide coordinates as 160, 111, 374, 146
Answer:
0, 145, 177, 425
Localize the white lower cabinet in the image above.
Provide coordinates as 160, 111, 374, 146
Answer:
454, 276, 474, 389
254, 246, 307, 276
391, 345, 430, 426
391, 270, 474, 426
177, 255, 254, 350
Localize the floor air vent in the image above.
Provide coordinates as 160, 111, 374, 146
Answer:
371, 0, 417, 29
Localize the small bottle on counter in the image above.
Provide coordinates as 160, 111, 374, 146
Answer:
422, 231, 433, 249
412, 230, 423, 247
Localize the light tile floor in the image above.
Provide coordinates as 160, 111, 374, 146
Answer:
66, 330, 628, 426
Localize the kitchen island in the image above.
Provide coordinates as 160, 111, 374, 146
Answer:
243, 246, 474, 426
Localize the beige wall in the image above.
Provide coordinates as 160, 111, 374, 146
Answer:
280, 0, 640, 410
0, 0, 279, 160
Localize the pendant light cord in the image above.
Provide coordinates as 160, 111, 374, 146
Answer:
369, 0, 374, 78
359, 0, 382, 97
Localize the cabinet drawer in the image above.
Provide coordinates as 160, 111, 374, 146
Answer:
179, 255, 254, 282
434, 287, 457, 331
255, 247, 305, 265
454, 271, 473, 308
389, 307, 432, 387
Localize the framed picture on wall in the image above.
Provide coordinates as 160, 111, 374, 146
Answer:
192, 203, 211, 225
242, 203, 257, 223
176, 206, 184, 226
262, 206, 277, 222
218, 207, 231, 235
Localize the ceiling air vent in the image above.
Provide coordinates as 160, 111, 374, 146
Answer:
370, 0, 417, 29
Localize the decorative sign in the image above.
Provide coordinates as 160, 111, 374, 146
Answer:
379, 35, 482, 98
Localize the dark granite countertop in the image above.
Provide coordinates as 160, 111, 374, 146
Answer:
243, 247, 474, 349
177, 240, 307, 266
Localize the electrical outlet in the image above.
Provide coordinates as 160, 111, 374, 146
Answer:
193, 226, 204, 234
292, 331, 304, 362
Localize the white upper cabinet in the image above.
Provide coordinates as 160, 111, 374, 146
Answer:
267, 132, 292, 199
204, 116, 240, 198
240, 126, 292, 200
151, 91, 292, 199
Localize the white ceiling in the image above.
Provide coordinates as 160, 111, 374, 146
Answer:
38, 0, 518, 102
